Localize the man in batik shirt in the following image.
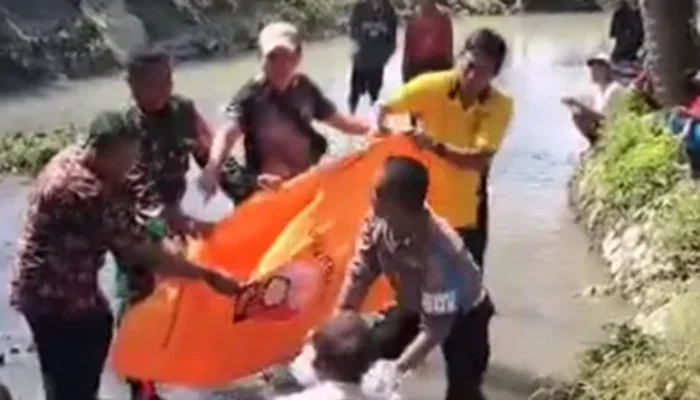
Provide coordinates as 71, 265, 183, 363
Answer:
10, 111, 239, 400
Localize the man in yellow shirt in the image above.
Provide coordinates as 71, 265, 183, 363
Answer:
370, 28, 512, 399
376, 27, 513, 269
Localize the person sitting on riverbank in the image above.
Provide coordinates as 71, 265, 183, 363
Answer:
563, 52, 628, 146
276, 312, 376, 400
9, 111, 240, 400
402, 0, 453, 84
348, 0, 398, 114
117, 46, 229, 400
198, 22, 371, 203
336, 156, 492, 400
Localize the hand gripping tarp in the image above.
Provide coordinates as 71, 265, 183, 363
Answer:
110, 135, 453, 386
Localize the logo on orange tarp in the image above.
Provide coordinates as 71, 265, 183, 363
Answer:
232, 260, 321, 323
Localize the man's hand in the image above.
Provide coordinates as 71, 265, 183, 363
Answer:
362, 360, 405, 398
202, 269, 241, 297
411, 134, 437, 152
197, 164, 219, 202
257, 174, 284, 190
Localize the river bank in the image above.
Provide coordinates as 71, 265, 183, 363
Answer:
0, 0, 605, 94
0, 12, 632, 400
563, 102, 700, 398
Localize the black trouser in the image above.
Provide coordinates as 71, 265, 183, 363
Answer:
457, 173, 490, 270
349, 65, 385, 113
370, 297, 495, 400
24, 310, 113, 400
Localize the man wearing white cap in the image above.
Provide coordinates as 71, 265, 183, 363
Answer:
198, 22, 371, 202
563, 52, 628, 146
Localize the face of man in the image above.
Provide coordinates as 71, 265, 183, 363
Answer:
457, 48, 497, 97
128, 60, 173, 114
262, 46, 302, 90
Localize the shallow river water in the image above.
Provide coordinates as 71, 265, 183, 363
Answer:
0, 12, 631, 400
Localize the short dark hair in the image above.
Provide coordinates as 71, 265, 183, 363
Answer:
126, 46, 170, 78
379, 156, 429, 212
311, 312, 374, 383
82, 111, 138, 153
460, 28, 508, 75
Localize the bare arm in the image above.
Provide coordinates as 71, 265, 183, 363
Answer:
323, 112, 371, 136
204, 120, 242, 174
423, 95, 514, 170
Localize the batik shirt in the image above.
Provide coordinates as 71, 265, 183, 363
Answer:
10, 146, 147, 317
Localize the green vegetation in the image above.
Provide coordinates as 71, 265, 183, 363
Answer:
563, 292, 700, 400
573, 111, 685, 238
563, 96, 700, 399
0, 127, 78, 175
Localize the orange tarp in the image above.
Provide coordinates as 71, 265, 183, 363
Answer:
111, 135, 449, 387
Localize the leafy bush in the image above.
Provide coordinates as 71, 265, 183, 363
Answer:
653, 181, 700, 268
0, 127, 78, 175
564, 293, 700, 400
576, 112, 683, 229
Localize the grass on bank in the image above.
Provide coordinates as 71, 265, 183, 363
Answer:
0, 127, 78, 175
574, 111, 684, 235
562, 97, 700, 399
566, 292, 700, 400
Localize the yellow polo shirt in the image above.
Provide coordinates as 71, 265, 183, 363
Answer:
385, 70, 513, 228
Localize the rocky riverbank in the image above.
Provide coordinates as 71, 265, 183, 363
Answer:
0, 0, 603, 94
560, 103, 700, 398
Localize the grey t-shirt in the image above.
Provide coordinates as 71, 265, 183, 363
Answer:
338, 211, 486, 342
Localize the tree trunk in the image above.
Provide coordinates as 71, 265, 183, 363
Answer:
640, 0, 700, 107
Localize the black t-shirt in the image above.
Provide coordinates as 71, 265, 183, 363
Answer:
224, 74, 337, 174
610, 4, 644, 62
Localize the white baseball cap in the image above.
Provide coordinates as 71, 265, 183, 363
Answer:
586, 52, 612, 68
258, 22, 301, 56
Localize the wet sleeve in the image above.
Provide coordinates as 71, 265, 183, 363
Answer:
474, 95, 514, 153
336, 216, 382, 311
306, 77, 338, 120
384, 75, 433, 115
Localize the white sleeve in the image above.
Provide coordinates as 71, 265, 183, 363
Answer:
601, 84, 628, 119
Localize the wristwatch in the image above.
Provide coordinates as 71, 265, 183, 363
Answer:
433, 141, 447, 157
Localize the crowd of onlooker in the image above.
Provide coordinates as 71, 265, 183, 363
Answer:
563, 0, 700, 178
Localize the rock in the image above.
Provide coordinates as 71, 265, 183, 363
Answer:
635, 302, 671, 337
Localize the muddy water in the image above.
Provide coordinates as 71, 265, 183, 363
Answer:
0, 12, 630, 400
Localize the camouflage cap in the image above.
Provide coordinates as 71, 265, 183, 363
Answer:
81, 110, 137, 151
